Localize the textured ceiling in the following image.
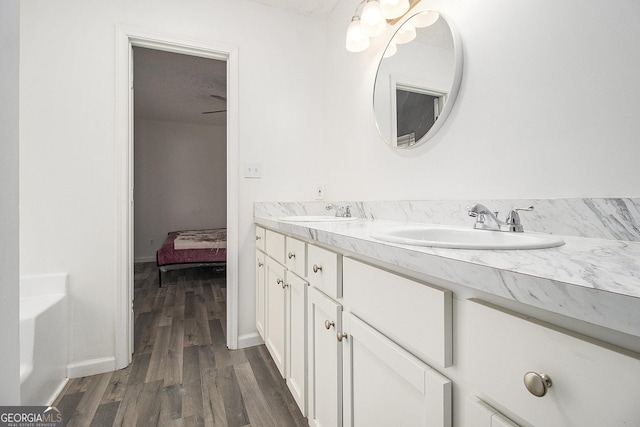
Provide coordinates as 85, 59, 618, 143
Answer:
134, 47, 227, 127
246, 0, 340, 16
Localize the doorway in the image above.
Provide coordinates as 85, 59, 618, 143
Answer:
132, 47, 227, 265
115, 27, 239, 369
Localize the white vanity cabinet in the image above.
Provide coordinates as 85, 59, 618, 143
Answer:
286, 270, 308, 415
256, 227, 309, 416
264, 256, 286, 376
307, 286, 343, 427
256, 222, 640, 427
256, 250, 266, 338
255, 227, 267, 338
458, 299, 640, 426
341, 312, 452, 427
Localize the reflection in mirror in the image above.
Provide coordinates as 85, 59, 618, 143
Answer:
374, 11, 463, 148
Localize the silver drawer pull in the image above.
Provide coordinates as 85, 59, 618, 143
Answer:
524, 372, 552, 397
324, 320, 335, 330
288, 252, 296, 259
336, 332, 348, 342
312, 264, 322, 273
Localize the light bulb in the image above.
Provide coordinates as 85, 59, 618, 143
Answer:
413, 11, 439, 28
360, 1, 386, 37
394, 21, 416, 44
345, 17, 370, 52
383, 41, 397, 58
379, 0, 410, 20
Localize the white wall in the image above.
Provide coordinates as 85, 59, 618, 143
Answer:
324, 0, 640, 200
134, 120, 227, 262
0, 0, 21, 404
20, 0, 325, 372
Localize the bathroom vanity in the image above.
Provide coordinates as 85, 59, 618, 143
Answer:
254, 199, 640, 426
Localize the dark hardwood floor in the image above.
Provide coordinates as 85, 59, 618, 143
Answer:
53, 262, 307, 427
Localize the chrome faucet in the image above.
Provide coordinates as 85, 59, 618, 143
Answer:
468, 203, 533, 232
326, 203, 352, 218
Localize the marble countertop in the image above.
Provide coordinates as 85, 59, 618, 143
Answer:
254, 214, 640, 339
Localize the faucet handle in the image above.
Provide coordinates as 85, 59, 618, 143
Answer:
506, 205, 534, 230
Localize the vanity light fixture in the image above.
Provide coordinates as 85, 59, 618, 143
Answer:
394, 20, 416, 44
346, 16, 371, 52
346, 0, 436, 53
360, 0, 386, 37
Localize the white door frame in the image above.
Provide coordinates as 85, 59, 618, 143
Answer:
114, 25, 239, 368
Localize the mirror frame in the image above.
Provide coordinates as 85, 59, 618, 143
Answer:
373, 11, 464, 149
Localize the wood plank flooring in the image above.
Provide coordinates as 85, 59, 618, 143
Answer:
53, 263, 307, 427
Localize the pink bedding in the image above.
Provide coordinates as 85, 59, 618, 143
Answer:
156, 229, 227, 266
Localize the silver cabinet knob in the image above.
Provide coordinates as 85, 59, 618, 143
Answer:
524, 372, 552, 397
312, 264, 322, 273
258, 262, 264, 267
324, 320, 335, 330
288, 252, 296, 259
276, 278, 283, 285
336, 332, 348, 342
282, 282, 289, 289
256, 236, 262, 241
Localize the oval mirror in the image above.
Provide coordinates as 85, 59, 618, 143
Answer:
373, 11, 463, 148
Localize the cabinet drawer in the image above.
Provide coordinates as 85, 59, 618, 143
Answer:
286, 236, 306, 277
265, 229, 285, 264
255, 226, 266, 252
343, 258, 452, 368
459, 299, 640, 426
307, 244, 342, 299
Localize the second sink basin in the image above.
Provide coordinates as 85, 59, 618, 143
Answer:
371, 225, 565, 250
278, 215, 359, 222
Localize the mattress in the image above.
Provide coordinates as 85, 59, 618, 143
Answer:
156, 229, 227, 266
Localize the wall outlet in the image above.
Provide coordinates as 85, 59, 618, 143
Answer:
314, 185, 325, 200
244, 162, 262, 178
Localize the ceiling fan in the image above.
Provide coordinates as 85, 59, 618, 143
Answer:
202, 94, 227, 114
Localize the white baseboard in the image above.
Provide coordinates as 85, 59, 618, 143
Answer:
237, 332, 264, 349
46, 377, 69, 406
67, 356, 117, 379
134, 256, 156, 263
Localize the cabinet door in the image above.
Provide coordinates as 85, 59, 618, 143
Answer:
256, 250, 266, 339
308, 287, 343, 427
265, 257, 286, 377
341, 312, 452, 427
286, 271, 308, 415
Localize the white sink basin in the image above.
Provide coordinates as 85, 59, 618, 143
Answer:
371, 225, 565, 250
278, 215, 359, 222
